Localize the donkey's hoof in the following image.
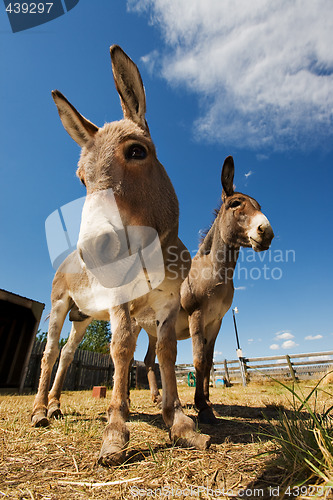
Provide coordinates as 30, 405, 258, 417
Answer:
98, 423, 130, 466
31, 412, 49, 428
153, 394, 162, 405
153, 394, 162, 409
170, 426, 211, 451
98, 447, 127, 466
98, 440, 127, 466
198, 407, 222, 425
47, 406, 63, 420
188, 431, 211, 450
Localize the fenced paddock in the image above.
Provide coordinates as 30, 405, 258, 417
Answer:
175, 350, 333, 386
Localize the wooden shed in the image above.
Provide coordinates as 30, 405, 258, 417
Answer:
0, 289, 45, 393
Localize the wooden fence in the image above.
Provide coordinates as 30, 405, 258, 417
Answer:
24, 341, 161, 392
24, 343, 333, 392
175, 351, 333, 386
24, 341, 114, 392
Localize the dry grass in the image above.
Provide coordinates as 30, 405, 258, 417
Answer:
324, 370, 333, 385
0, 382, 332, 499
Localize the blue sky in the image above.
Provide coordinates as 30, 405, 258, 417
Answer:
1, 0, 332, 364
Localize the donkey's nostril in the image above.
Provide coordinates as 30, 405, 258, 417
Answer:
258, 224, 264, 234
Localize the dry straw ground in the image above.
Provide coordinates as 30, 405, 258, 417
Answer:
0, 382, 332, 499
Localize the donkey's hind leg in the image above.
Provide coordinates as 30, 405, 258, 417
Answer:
144, 334, 162, 405
31, 296, 70, 427
203, 340, 215, 406
200, 338, 222, 424
189, 309, 207, 412
202, 326, 220, 407
48, 317, 92, 419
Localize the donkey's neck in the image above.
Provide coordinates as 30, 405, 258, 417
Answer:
212, 226, 239, 268
199, 220, 240, 282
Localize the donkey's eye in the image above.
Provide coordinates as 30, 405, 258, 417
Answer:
229, 200, 242, 208
126, 144, 147, 160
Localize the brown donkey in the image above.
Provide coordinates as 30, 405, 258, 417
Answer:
144, 156, 274, 423
32, 45, 210, 465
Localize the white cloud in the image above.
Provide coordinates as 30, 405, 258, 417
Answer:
244, 171, 253, 178
282, 340, 298, 349
140, 49, 159, 74
214, 350, 223, 357
270, 343, 280, 350
248, 338, 254, 343
235, 286, 246, 291
305, 334, 323, 340
129, 0, 333, 150
275, 332, 294, 340
256, 154, 269, 161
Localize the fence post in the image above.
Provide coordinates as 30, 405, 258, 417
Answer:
237, 349, 247, 387
244, 358, 249, 383
285, 354, 297, 382
210, 363, 215, 387
223, 359, 230, 385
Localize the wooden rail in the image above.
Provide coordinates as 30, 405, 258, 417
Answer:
175, 351, 333, 385
25, 343, 333, 391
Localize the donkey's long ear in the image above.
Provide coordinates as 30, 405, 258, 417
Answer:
221, 156, 235, 198
110, 45, 148, 131
52, 90, 99, 147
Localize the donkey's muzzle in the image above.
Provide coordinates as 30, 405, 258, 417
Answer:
249, 217, 274, 252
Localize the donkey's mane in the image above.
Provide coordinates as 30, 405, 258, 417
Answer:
199, 202, 222, 245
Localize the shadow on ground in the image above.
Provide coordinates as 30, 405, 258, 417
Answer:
64, 402, 297, 447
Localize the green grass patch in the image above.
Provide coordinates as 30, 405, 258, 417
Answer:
259, 373, 333, 491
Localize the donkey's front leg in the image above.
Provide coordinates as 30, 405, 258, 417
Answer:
156, 304, 210, 450
190, 310, 219, 425
31, 297, 69, 427
98, 306, 139, 466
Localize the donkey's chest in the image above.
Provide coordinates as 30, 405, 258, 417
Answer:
204, 283, 234, 321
